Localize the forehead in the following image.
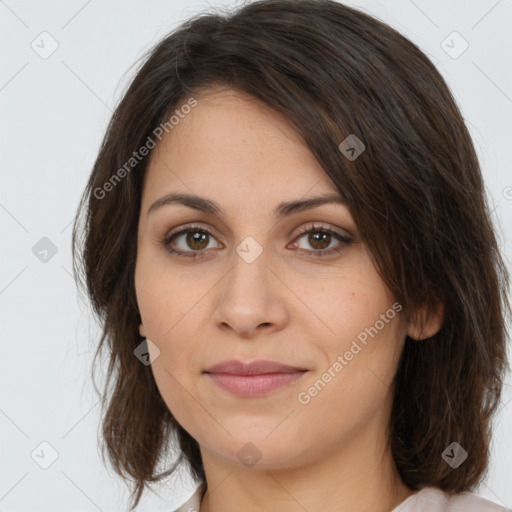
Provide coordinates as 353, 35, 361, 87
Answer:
141, 87, 339, 216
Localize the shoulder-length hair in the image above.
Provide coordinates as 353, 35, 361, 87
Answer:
72, 0, 511, 509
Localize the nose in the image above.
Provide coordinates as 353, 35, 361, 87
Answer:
211, 245, 289, 338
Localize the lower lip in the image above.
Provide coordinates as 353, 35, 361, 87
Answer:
206, 371, 307, 396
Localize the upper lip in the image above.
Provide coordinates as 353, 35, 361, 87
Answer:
204, 359, 307, 375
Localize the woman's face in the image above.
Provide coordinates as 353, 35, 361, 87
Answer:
134, 86, 412, 471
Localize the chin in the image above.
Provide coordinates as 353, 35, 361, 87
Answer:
202, 425, 313, 470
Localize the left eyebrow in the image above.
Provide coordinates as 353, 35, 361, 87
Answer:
147, 192, 349, 219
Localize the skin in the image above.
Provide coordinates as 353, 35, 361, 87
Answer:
134, 86, 443, 512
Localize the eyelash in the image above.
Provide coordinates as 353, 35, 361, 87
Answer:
161, 223, 352, 259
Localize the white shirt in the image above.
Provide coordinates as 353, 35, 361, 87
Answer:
172, 483, 511, 512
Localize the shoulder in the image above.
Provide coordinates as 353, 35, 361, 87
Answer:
171, 483, 207, 512
395, 486, 511, 512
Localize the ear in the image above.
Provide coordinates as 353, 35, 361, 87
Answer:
139, 323, 146, 338
407, 302, 444, 341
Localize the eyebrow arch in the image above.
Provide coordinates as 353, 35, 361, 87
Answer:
147, 192, 349, 219
148, 192, 347, 219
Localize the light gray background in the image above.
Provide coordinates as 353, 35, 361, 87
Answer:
1, 0, 511, 510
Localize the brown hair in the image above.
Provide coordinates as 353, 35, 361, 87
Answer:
72, 0, 511, 509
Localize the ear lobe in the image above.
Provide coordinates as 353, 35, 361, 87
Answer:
407, 302, 444, 341
139, 323, 146, 338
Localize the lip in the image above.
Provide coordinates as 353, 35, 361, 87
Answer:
203, 359, 308, 396
204, 359, 307, 375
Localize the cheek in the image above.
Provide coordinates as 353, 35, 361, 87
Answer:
135, 254, 204, 337
293, 317, 403, 442
144, 315, 204, 428
295, 262, 403, 417
150, 352, 189, 402
297, 270, 394, 353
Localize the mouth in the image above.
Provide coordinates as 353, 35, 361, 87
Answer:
203, 359, 309, 396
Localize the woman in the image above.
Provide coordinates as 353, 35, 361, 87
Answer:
72, 1, 511, 511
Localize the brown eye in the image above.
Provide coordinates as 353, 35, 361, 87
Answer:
162, 222, 352, 259
163, 225, 220, 258
292, 224, 352, 256
306, 231, 332, 250
184, 230, 210, 250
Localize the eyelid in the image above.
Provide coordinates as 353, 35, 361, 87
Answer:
165, 222, 221, 241
161, 221, 354, 259
164, 220, 352, 242
291, 221, 352, 241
